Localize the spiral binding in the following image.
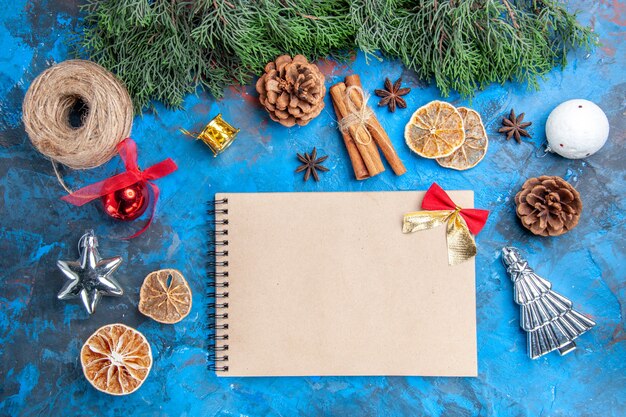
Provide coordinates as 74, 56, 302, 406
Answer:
207, 197, 229, 372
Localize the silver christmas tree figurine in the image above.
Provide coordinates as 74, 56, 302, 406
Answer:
501, 247, 595, 359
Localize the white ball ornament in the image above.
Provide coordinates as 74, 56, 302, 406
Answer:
545, 99, 609, 159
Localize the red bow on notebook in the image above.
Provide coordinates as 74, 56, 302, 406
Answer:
403, 183, 489, 265
61, 138, 178, 238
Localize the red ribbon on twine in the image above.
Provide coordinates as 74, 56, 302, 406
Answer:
61, 138, 178, 238
421, 183, 490, 235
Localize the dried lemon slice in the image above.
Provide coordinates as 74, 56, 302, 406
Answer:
139, 269, 192, 324
81, 323, 152, 396
436, 107, 488, 170
405, 100, 465, 158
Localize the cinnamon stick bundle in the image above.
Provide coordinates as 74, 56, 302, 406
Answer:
330, 75, 406, 179
330, 83, 384, 178
345, 75, 406, 176
329, 84, 369, 180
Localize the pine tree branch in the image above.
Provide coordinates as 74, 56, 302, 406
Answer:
501, 0, 520, 29
74, 0, 598, 112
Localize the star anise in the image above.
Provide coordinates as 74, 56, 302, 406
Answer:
374, 77, 411, 112
295, 147, 329, 182
499, 109, 532, 143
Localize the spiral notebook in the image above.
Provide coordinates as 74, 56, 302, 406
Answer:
209, 191, 477, 377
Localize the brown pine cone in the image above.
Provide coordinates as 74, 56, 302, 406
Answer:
515, 176, 582, 237
255, 54, 326, 127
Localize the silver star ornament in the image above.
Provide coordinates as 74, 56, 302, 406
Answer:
57, 230, 123, 314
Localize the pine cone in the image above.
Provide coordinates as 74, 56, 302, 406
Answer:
256, 54, 326, 127
515, 176, 582, 237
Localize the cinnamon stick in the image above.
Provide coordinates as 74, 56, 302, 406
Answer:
344, 74, 407, 176
330, 83, 385, 177
329, 84, 369, 180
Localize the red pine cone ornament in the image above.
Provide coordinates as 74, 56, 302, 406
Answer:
256, 54, 326, 127
515, 176, 582, 237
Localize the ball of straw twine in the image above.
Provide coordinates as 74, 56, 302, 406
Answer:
22, 59, 133, 170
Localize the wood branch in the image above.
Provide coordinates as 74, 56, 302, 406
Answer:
502, 0, 520, 29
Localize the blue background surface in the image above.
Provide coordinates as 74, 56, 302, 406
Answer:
0, 1, 624, 416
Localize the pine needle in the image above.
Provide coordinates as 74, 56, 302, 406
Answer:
75, 0, 597, 112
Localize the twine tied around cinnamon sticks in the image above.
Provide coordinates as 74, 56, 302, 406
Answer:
330, 75, 406, 180
338, 86, 374, 146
